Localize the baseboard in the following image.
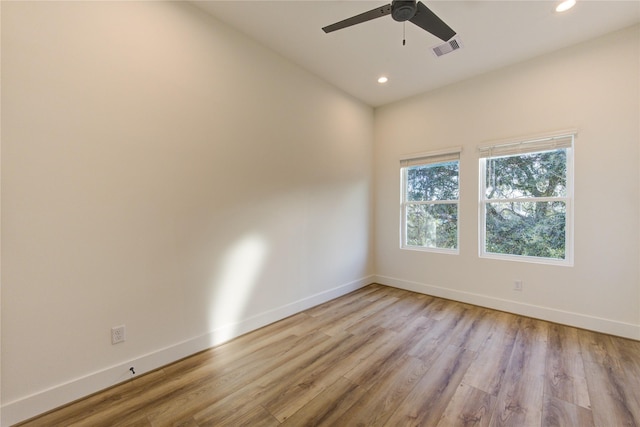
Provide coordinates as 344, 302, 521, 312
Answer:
1, 276, 373, 427
375, 275, 640, 341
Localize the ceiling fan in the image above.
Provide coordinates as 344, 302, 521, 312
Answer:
322, 0, 456, 42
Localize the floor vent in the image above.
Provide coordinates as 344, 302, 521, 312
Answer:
432, 36, 463, 57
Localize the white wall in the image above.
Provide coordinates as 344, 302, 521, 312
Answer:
0, 2, 374, 424
374, 25, 640, 340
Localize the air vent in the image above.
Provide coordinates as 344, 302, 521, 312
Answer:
432, 36, 462, 57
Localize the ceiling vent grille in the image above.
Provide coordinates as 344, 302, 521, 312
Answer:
432, 36, 462, 57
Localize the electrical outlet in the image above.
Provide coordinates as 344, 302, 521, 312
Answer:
111, 325, 126, 344
514, 280, 523, 291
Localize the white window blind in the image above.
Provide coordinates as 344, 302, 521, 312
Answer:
400, 146, 462, 167
478, 132, 575, 158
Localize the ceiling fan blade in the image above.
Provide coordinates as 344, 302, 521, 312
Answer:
409, 1, 456, 41
322, 4, 392, 33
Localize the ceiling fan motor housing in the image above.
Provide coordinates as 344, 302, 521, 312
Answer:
391, 0, 417, 22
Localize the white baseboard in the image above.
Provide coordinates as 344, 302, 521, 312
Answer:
375, 275, 640, 341
1, 276, 372, 427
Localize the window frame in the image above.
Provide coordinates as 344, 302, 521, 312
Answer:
478, 132, 575, 266
400, 147, 462, 254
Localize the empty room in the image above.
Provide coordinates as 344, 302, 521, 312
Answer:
1, 1, 639, 426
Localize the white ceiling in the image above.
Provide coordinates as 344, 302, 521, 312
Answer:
194, 1, 640, 107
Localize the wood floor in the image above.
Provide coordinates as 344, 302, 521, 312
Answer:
17, 284, 640, 427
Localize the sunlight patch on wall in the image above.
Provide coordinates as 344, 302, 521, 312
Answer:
208, 233, 267, 345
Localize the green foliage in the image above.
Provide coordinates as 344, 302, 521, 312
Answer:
485, 201, 566, 258
484, 150, 568, 259
407, 203, 458, 249
405, 161, 458, 249
407, 162, 459, 201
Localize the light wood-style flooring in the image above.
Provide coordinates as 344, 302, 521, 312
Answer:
17, 284, 640, 426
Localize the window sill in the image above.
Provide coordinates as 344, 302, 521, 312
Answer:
479, 252, 573, 267
401, 246, 459, 255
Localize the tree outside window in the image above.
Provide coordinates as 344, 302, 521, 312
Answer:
479, 134, 574, 265
401, 149, 460, 253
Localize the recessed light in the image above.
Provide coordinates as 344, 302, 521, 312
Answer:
556, 0, 576, 12
377, 76, 388, 84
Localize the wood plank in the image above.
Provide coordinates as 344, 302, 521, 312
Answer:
406, 304, 480, 366
190, 332, 345, 425
610, 334, 640, 384
544, 323, 591, 409
579, 327, 640, 426
318, 294, 400, 337
304, 284, 392, 319
462, 312, 519, 396
343, 315, 433, 387
384, 345, 476, 426
279, 377, 363, 426
489, 317, 548, 427
446, 305, 496, 351
170, 419, 199, 427
197, 403, 280, 427
146, 331, 332, 424
334, 355, 431, 426
577, 328, 624, 368
437, 382, 496, 427
260, 328, 387, 422
357, 291, 430, 331
541, 395, 594, 427
582, 359, 640, 426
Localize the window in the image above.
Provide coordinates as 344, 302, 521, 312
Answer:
479, 133, 574, 265
401, 148, 461, 253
